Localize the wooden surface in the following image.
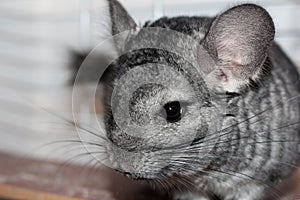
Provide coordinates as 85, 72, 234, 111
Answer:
0, 184, 84, 200
0, 152, 166, 200
0, 152, 300, 200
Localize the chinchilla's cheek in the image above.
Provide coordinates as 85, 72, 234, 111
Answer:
195, 105, 226, 155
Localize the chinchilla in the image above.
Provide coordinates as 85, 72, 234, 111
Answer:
96, 0, 300, 199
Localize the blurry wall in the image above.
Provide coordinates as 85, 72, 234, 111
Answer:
0, 0, 299, 160
0, 0, 81, 158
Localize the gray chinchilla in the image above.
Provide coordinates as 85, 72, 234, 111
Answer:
99, 0, 300, 199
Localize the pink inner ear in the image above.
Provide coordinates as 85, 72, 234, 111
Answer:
217, 37, 245, 67
222, 60, 242, 70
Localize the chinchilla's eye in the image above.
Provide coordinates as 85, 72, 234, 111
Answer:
162, 101, 182, 123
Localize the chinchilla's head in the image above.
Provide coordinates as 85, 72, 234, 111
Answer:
102, 0, 275, 182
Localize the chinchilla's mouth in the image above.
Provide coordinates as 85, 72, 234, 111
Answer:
115, 168, 161, 180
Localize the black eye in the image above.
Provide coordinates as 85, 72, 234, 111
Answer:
163, 101, 182, 123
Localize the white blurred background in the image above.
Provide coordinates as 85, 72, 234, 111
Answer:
0, 0, 299, 161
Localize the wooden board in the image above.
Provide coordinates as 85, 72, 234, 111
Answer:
0, 152, 165, 200
0, 152, 299, 200
0, 184, 84, 200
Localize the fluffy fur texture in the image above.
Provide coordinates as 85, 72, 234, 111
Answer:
102, 1, 300, 199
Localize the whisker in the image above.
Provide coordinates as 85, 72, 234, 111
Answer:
169, 158, 283, 199
220, 168, 283, 199
185, 119, 300, 152
54, 150, 106, 177
159, 95, 300, 152
41, 108, 108, 142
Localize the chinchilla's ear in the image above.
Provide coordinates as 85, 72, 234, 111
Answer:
202, 4, 275, 92
108, 0, 137, 52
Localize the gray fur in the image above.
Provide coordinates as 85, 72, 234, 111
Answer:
108, 0, 136, 52
103, 1, 300, 200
